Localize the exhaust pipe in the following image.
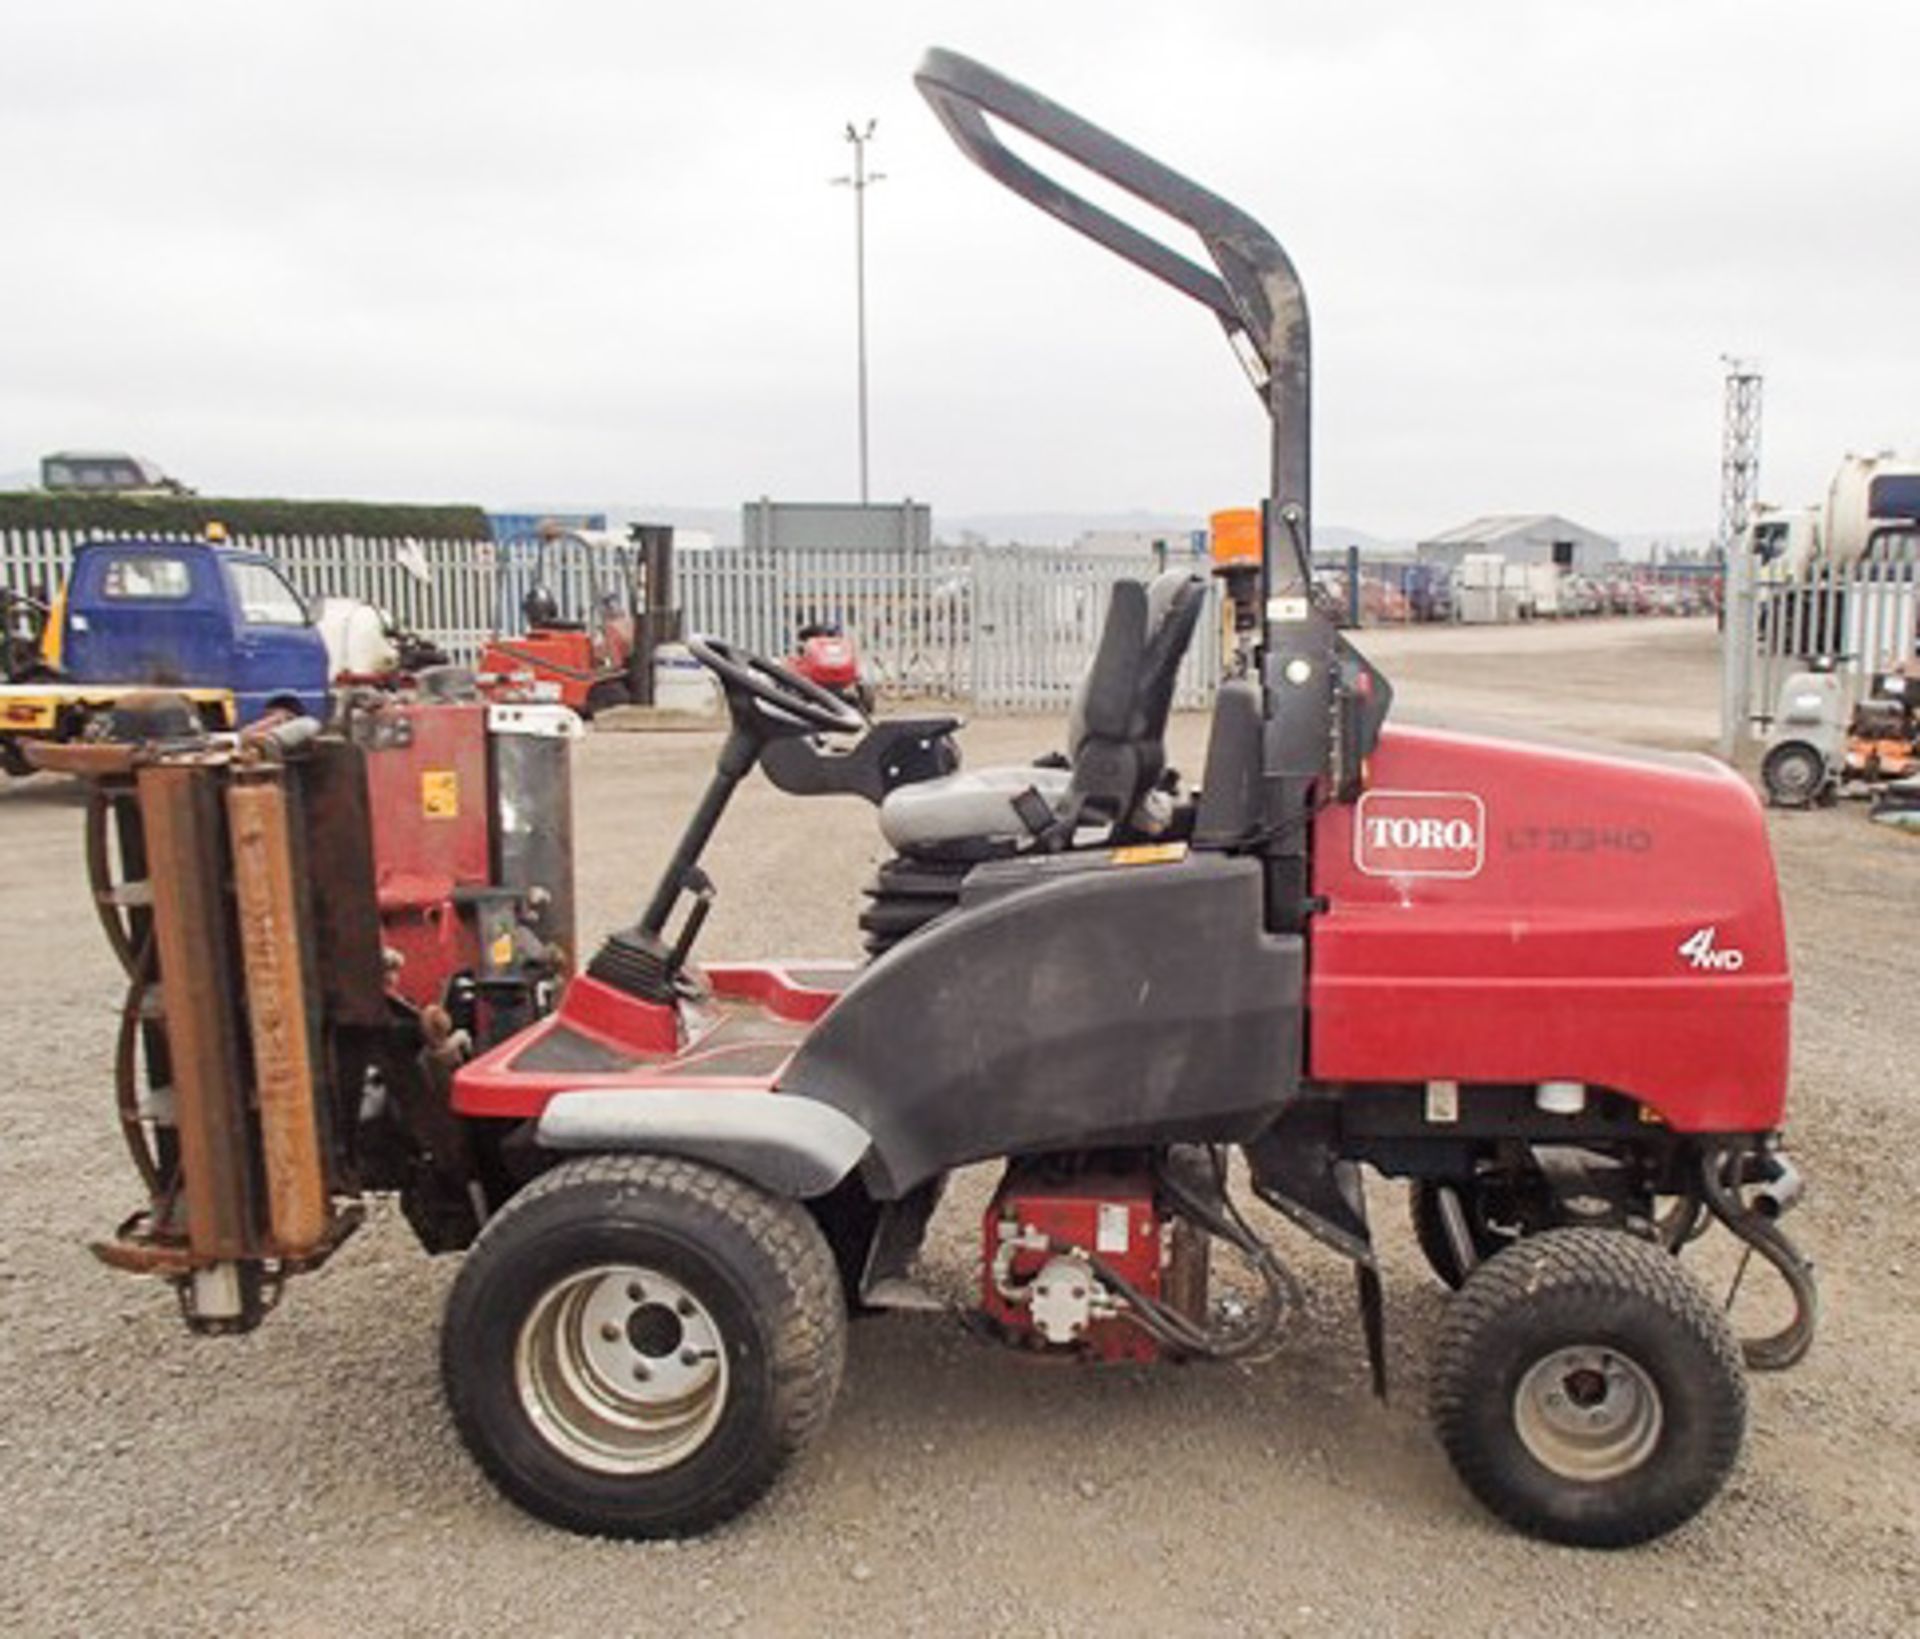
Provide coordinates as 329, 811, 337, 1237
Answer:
1753, 1153, 1804, 1220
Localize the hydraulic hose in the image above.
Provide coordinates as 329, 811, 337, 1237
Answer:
1700, 1144, 1818, 1371
86, 783, 168, 1193
1115, 1147, 1305, 1360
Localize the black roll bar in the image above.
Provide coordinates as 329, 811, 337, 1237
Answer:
914, 47, 1313, 595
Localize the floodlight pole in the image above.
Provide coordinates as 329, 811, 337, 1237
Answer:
833, 120, 884, 504
1716, 354, 1764, 758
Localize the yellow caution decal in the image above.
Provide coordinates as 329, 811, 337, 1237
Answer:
1109, 842, 1188, 867
2, 699, 56, 730
422, 769, 459, 818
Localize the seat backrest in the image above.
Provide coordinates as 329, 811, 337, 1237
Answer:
1133, 570, 1210, 746
1067, 570, 1209, 821
1193, 676, 1263, 844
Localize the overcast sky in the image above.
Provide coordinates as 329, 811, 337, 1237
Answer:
2, 1, 1914, 539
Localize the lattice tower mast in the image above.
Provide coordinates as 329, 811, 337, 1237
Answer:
1718, 357, 1764, 554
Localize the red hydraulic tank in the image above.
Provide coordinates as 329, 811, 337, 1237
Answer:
359, 701, 492, 1010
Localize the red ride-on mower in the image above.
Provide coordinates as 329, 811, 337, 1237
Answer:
791, 620, 875, 715
55, 51, 1814, 1552
439, 53, 1815, 1547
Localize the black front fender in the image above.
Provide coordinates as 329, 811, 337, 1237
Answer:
534, 1089, 872, 1199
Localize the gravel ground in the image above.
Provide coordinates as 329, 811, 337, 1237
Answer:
1, 616, 1915, 1636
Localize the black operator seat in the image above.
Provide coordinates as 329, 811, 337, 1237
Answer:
878, 569, 1210, 855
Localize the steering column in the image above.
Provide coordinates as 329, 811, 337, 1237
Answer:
585, 636, 865, 1002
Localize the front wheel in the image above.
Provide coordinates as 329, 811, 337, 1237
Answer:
1430, 1228, 1746, 1548
442, 1155, 845, 1538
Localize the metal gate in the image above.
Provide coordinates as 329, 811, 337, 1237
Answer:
1722, 528, 1920, 745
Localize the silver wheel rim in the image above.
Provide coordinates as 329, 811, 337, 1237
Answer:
1513, 1345, 1663, 1482
515, 1264, 729, 1475
1767, 747, 1820, 801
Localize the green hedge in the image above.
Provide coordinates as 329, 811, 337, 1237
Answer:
0, 492, 491, 541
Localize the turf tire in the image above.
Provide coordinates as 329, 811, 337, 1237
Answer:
1430, 1227, 1746, 1548
442, 1154, 845, 1539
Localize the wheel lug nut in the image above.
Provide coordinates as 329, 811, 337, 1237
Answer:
680, 1348, 700, 1367
676, 1298, 695, 1317
632, 1362, 651, 1382
626, 1281, 645, 1301
600, 1322, 621, 1342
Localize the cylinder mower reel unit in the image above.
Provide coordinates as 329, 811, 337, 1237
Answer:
44, 683, 581, 1330
1761, 665, 1844, 807
54, 46, 1816, 1557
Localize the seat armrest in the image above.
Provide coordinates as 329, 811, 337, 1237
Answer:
873, 714, 963, 743
761, 716, 962, 805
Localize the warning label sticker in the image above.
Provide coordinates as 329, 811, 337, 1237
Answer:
422, 769, 459, 819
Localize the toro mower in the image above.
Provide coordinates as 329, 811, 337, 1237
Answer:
46, 50, 1814, 1551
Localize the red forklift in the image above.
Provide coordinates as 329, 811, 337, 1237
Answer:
477, 523, 680, 715
46, 49, 1813, 1551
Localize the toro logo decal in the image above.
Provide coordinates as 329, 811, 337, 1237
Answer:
1353, 790, 1485, 879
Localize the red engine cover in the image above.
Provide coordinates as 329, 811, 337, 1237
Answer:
794, 634, 859, 689
1309, 725, 1791, 1132
360, 700, 492, 1009
980, 1170, 1163, 1364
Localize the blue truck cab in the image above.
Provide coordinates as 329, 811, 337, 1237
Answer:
53, 538, 330, 723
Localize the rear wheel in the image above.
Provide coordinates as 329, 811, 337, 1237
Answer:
1409, 1176, 1704, 1288
582, 676, 632, 717
442, 1154, 845, 1538
1407, 1177, 1533, 1287
1430, 1228, 1746, 1548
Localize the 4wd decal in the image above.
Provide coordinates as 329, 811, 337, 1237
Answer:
1678, 926, 1745, 972
1353, 790, 1485, 879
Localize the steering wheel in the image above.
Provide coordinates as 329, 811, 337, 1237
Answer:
687, 634, 866, 738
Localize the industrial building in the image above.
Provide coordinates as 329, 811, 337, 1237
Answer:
1416, 513, 1618, 574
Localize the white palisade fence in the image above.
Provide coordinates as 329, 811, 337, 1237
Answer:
3, 525, 1221, 713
